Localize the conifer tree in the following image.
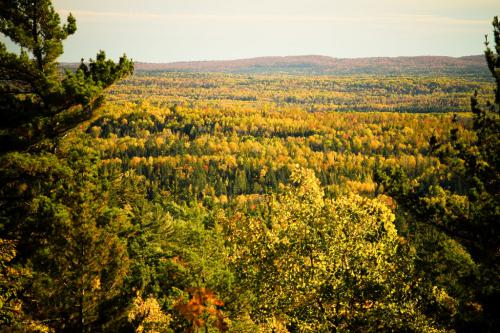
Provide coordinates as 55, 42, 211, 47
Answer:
375, 16, 500, 332
0, 0, 133, 153
0, 1, 134, 331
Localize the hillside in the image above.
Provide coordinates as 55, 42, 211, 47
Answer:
133, 54, 489, 75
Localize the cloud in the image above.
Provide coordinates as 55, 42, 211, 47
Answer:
57, 9, 488, 26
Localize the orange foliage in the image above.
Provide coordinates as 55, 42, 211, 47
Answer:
174, 287, 228, 332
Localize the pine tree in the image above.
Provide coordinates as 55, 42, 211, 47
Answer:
0, 1, 134, 330
23, 148, 131, 333
0, 0, 133, 153
375, 16, 500, 332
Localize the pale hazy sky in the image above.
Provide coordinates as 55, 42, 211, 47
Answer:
5, 0, 500, 62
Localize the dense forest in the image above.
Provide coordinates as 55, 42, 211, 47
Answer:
109, 72, 493, 113
0, 1, 499, 333
130, 55, 490, 76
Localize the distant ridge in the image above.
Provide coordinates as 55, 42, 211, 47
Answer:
132, 55, 488, 75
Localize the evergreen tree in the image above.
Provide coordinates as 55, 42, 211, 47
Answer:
0, 1, 134, 331
0, 0, 133, 153
375, 16, 500, 332
23, 147, 131, 333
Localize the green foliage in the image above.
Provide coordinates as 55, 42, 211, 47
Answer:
0, 1, 135, 331
0, 239, 32, 329
0, 0, 133, 152
0, 146, 130, 331
375, 17, 500, 332
1, 2, 498, 331
221, 167, 441, 332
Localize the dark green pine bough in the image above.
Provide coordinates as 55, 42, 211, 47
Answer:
0, 1, 135, 332
376, 16, 500, 332
0, 0, 133, 153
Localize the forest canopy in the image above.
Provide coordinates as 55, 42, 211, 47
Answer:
0, 1, 499, 332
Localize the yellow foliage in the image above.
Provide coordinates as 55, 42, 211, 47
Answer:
128, 293, 171, 333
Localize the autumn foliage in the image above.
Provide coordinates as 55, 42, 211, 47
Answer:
174, 288, 227, 332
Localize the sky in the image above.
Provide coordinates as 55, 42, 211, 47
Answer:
3, 0, 500, 62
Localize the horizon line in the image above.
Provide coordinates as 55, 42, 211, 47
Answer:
59, 53, 485, 64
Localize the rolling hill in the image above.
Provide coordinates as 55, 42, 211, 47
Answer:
132, 55, 488, 76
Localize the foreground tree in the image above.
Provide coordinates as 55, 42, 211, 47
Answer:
376, 17, 500, 332
221, 167, 442, 332
0, 1, 134, 331
0, 0, 133, 153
